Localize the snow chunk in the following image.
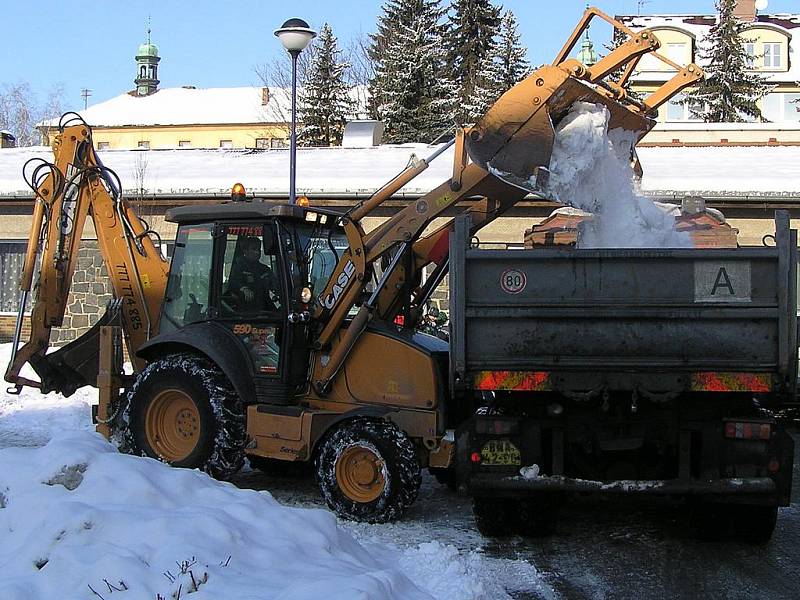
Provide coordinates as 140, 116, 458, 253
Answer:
43, 463, 86, 490
547, 102, 692, 248
520, 464, 540, 480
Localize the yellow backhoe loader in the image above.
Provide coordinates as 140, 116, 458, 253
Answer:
5, 8, 701, 522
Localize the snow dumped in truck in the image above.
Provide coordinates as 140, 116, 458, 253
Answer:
547, 102, 692, 249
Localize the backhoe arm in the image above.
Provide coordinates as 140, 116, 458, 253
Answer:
5, 116, 168, 395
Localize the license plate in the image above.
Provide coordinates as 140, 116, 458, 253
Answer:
480, 439, 521, 466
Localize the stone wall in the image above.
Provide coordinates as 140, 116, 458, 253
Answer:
51, 242, 114, 344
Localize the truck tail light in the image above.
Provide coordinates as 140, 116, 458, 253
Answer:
724, 421, 771, 441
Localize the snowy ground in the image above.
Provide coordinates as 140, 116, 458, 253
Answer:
0, 344, 553, 600
4, 341, 800, 599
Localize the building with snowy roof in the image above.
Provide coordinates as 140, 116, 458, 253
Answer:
37, 30, 367, 152
617, 0, 800, 145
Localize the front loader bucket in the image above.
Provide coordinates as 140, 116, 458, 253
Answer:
466, 64, 655, 194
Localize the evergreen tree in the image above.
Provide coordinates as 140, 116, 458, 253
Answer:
684, 0, 771, 122
299, 24, 353, 146
462, 47, 502, 121
446, 0, 502, 123
491, 10, 529, 93
369, 0, 455, 143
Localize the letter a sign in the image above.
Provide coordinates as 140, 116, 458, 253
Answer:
694, 261, 751, 303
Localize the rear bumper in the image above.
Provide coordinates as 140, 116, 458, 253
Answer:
469, 473, 777, 496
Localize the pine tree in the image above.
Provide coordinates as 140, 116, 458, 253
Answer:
369, 0, 455, 143
298, 24, 353, 147
491, 10, 529, 94
446, 0, 502, 123
684, 0, 772, 122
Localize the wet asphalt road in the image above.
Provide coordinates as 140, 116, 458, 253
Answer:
231, 433, 800, 600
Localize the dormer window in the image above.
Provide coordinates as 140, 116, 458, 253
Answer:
763, 43, 782, 68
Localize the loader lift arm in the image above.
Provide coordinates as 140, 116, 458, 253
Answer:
310, 7, 703, 394
5, 114, 169, 396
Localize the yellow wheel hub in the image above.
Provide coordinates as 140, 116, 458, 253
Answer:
145, 388, 200, 462
335, 445, 386, 503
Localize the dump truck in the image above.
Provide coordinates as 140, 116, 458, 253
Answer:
6, 8, 706, 524
450, 212, 796, 542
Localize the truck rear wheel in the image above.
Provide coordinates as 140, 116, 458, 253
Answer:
516, 494, 559, 537
473, 497, 515, 537
315, 418, 421, 523
732, 505, 778, 544
123, 353, 246, 479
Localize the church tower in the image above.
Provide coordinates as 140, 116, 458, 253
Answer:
135, 27, 160, 96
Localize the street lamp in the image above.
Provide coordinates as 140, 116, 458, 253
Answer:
275, 18, 316, 205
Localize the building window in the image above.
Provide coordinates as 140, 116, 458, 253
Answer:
178, 140, 191, 148
663, 94, 700, 122
255, 138, 269, 149
270, 138, 288, 149
665, 43, 687, 67
0, 242, 32, 313
763, 43, 781, 68
219, 140, 233, 149
745, 42, 756, 67
97, 141, 110, 150
786, 94, 800, 121
761, 92, 800, 122
137, 141, 150, 149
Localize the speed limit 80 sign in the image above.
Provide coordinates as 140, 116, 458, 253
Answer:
500, 268, 527, 294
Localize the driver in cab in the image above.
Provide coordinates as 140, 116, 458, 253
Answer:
227, 236, 279, 313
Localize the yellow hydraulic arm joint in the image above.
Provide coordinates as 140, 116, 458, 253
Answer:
308, 6, 705, 395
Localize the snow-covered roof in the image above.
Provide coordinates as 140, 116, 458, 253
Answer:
40, 86, 367, 128
0, 143, 798, 199
617, 13, 800, 82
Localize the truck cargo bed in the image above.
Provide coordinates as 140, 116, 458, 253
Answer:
450, 212, 798, 400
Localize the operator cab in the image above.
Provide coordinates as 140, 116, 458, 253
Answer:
159, 201, 348, 403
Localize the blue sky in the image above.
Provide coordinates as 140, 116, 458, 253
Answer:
2, 0, 797, 111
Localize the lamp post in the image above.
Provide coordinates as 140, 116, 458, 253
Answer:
275, 18, 316, 205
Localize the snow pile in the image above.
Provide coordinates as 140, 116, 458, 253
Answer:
0, 347, 546, 599
547, 102, 691, 248
0, 432, 523, 600
0, 346, 96, 448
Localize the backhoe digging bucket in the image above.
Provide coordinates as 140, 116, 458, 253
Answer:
27, 300, 123, 397
465, 6, 703, 194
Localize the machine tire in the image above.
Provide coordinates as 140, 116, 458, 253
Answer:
473, 497, 515, 537
122, 353, 246, 479
515, 494, 559, 537
315, 418, 421, 523
732, 505, 778, 544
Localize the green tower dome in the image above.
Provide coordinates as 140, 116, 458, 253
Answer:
137, 41, 159, 58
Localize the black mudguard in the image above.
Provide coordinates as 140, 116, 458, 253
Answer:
136, 321, 257, 404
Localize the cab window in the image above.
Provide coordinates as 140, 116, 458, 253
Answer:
219, 223, 283, 317
161, 224, 213, 332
